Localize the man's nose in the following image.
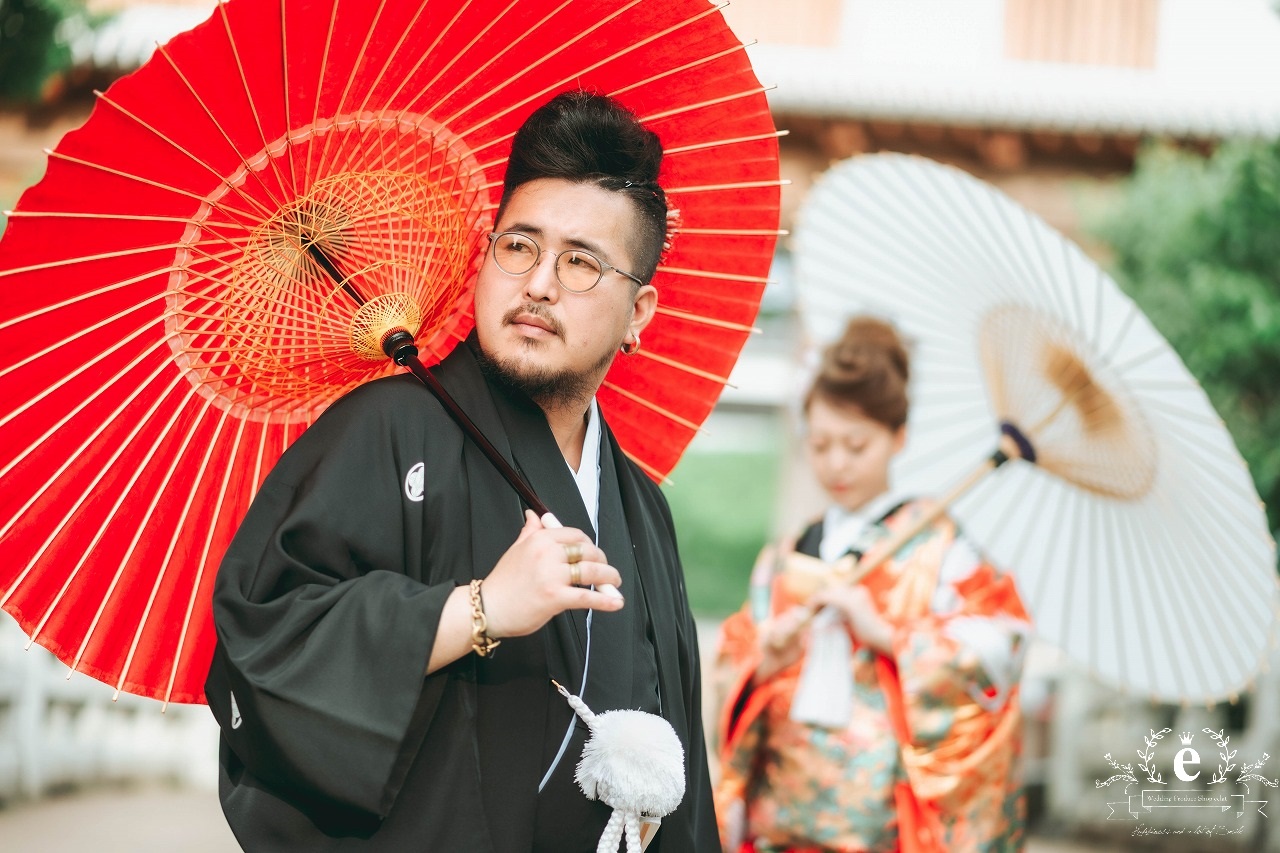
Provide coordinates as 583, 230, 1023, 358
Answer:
522, 253, 561, 302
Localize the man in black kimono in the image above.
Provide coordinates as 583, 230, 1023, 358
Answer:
204, 91, 719, 851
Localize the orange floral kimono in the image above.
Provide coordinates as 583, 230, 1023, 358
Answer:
713, 500, 1030, 853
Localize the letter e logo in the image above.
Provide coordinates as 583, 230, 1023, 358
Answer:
1174, 747, 1200, 781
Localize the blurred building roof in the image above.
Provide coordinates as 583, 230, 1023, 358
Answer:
726, 0, 1280, 138
67, 1, 1280, 139
69, 3, 213, 72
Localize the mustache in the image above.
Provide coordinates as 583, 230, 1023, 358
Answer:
502, 302, 564, 338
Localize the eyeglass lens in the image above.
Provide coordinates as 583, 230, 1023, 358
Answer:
491, 232, 603, 292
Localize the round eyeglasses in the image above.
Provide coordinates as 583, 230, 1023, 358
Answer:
487, 231, 643, 293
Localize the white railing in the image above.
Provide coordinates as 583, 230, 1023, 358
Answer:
0, 619, 218, 803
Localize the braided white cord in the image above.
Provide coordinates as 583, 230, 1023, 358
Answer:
553, 680, 597, 727
597, 810, 625, 853
624, 813, 642, 852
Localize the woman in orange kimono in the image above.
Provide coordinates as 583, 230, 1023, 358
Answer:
714, 317, 1031, 853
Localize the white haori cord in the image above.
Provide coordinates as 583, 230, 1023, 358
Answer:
553, 681, 685, 853
790, 605, 854, 728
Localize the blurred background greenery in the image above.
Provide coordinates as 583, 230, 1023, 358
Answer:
0, 0, 106, 104
663, 446, 783, 617
1088, 138, 1280, 537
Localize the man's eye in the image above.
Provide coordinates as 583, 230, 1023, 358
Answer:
565, 252, 600, 270
505, 239, 532, 253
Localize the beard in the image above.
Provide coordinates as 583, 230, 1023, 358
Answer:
475, 306, 618, 410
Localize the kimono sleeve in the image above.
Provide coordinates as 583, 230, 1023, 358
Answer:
710, 607, 764, 850
205, 388, 455, 819
892, 539, 1031, 730
889, 536, 1030, 810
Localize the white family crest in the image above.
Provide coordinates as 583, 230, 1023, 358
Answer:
404, 462, 425, 502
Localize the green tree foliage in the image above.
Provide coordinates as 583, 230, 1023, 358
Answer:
1092, 139, 1280, 536
0, 0, 95, 103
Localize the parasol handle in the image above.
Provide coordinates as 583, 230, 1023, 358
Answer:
382, 330, 551, 517
383, 330, 621, 598
768, 427, 1028, 650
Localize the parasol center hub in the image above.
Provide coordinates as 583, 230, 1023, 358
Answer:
995, 420, 1038, 465
351, 293, 423, 361
979, 303, 1158, 500
164, 111, 493, 422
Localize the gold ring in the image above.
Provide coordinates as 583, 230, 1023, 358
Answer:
569, 561, 583, 587
564, 542, 584, 565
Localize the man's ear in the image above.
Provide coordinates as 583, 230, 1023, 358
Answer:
629, 283, 658, 338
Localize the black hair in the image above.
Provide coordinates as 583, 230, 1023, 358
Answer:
498, 90, 667, 284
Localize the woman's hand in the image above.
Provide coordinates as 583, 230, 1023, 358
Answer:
755, 605, 809, 682
810, 583, 894, 655
481, 510, 624, 639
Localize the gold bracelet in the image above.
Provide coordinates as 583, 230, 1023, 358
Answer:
469, 579, 500, 658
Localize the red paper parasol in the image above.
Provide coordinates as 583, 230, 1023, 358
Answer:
0, 0, 781, 704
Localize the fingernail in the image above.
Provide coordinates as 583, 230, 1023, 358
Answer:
542, 512, 562, 528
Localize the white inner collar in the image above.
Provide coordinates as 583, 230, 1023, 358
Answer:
566, 398, 602, 534
818, 490, 903, 563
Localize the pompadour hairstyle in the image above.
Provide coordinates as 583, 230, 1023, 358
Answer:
498, 90, 667, 284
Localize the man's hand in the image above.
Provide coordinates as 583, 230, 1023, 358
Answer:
481, 510, 624, 639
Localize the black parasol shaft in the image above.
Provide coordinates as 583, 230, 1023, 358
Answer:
304, 243, 551, 518
384, 331, 551, 518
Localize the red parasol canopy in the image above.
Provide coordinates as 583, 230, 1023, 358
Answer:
0, 0, 781, 704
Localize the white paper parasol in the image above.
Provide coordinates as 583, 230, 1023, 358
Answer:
793, 153, 1278, 704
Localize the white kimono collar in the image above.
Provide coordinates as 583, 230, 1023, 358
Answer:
818, 490, 906, 563
566, 398, 602, 534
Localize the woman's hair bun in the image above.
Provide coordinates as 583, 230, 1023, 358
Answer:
806, 316, 911, 430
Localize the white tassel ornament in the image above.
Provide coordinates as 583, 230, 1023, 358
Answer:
553, 681, 686, 853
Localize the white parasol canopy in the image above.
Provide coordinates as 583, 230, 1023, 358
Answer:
793, 153, 1278, 704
